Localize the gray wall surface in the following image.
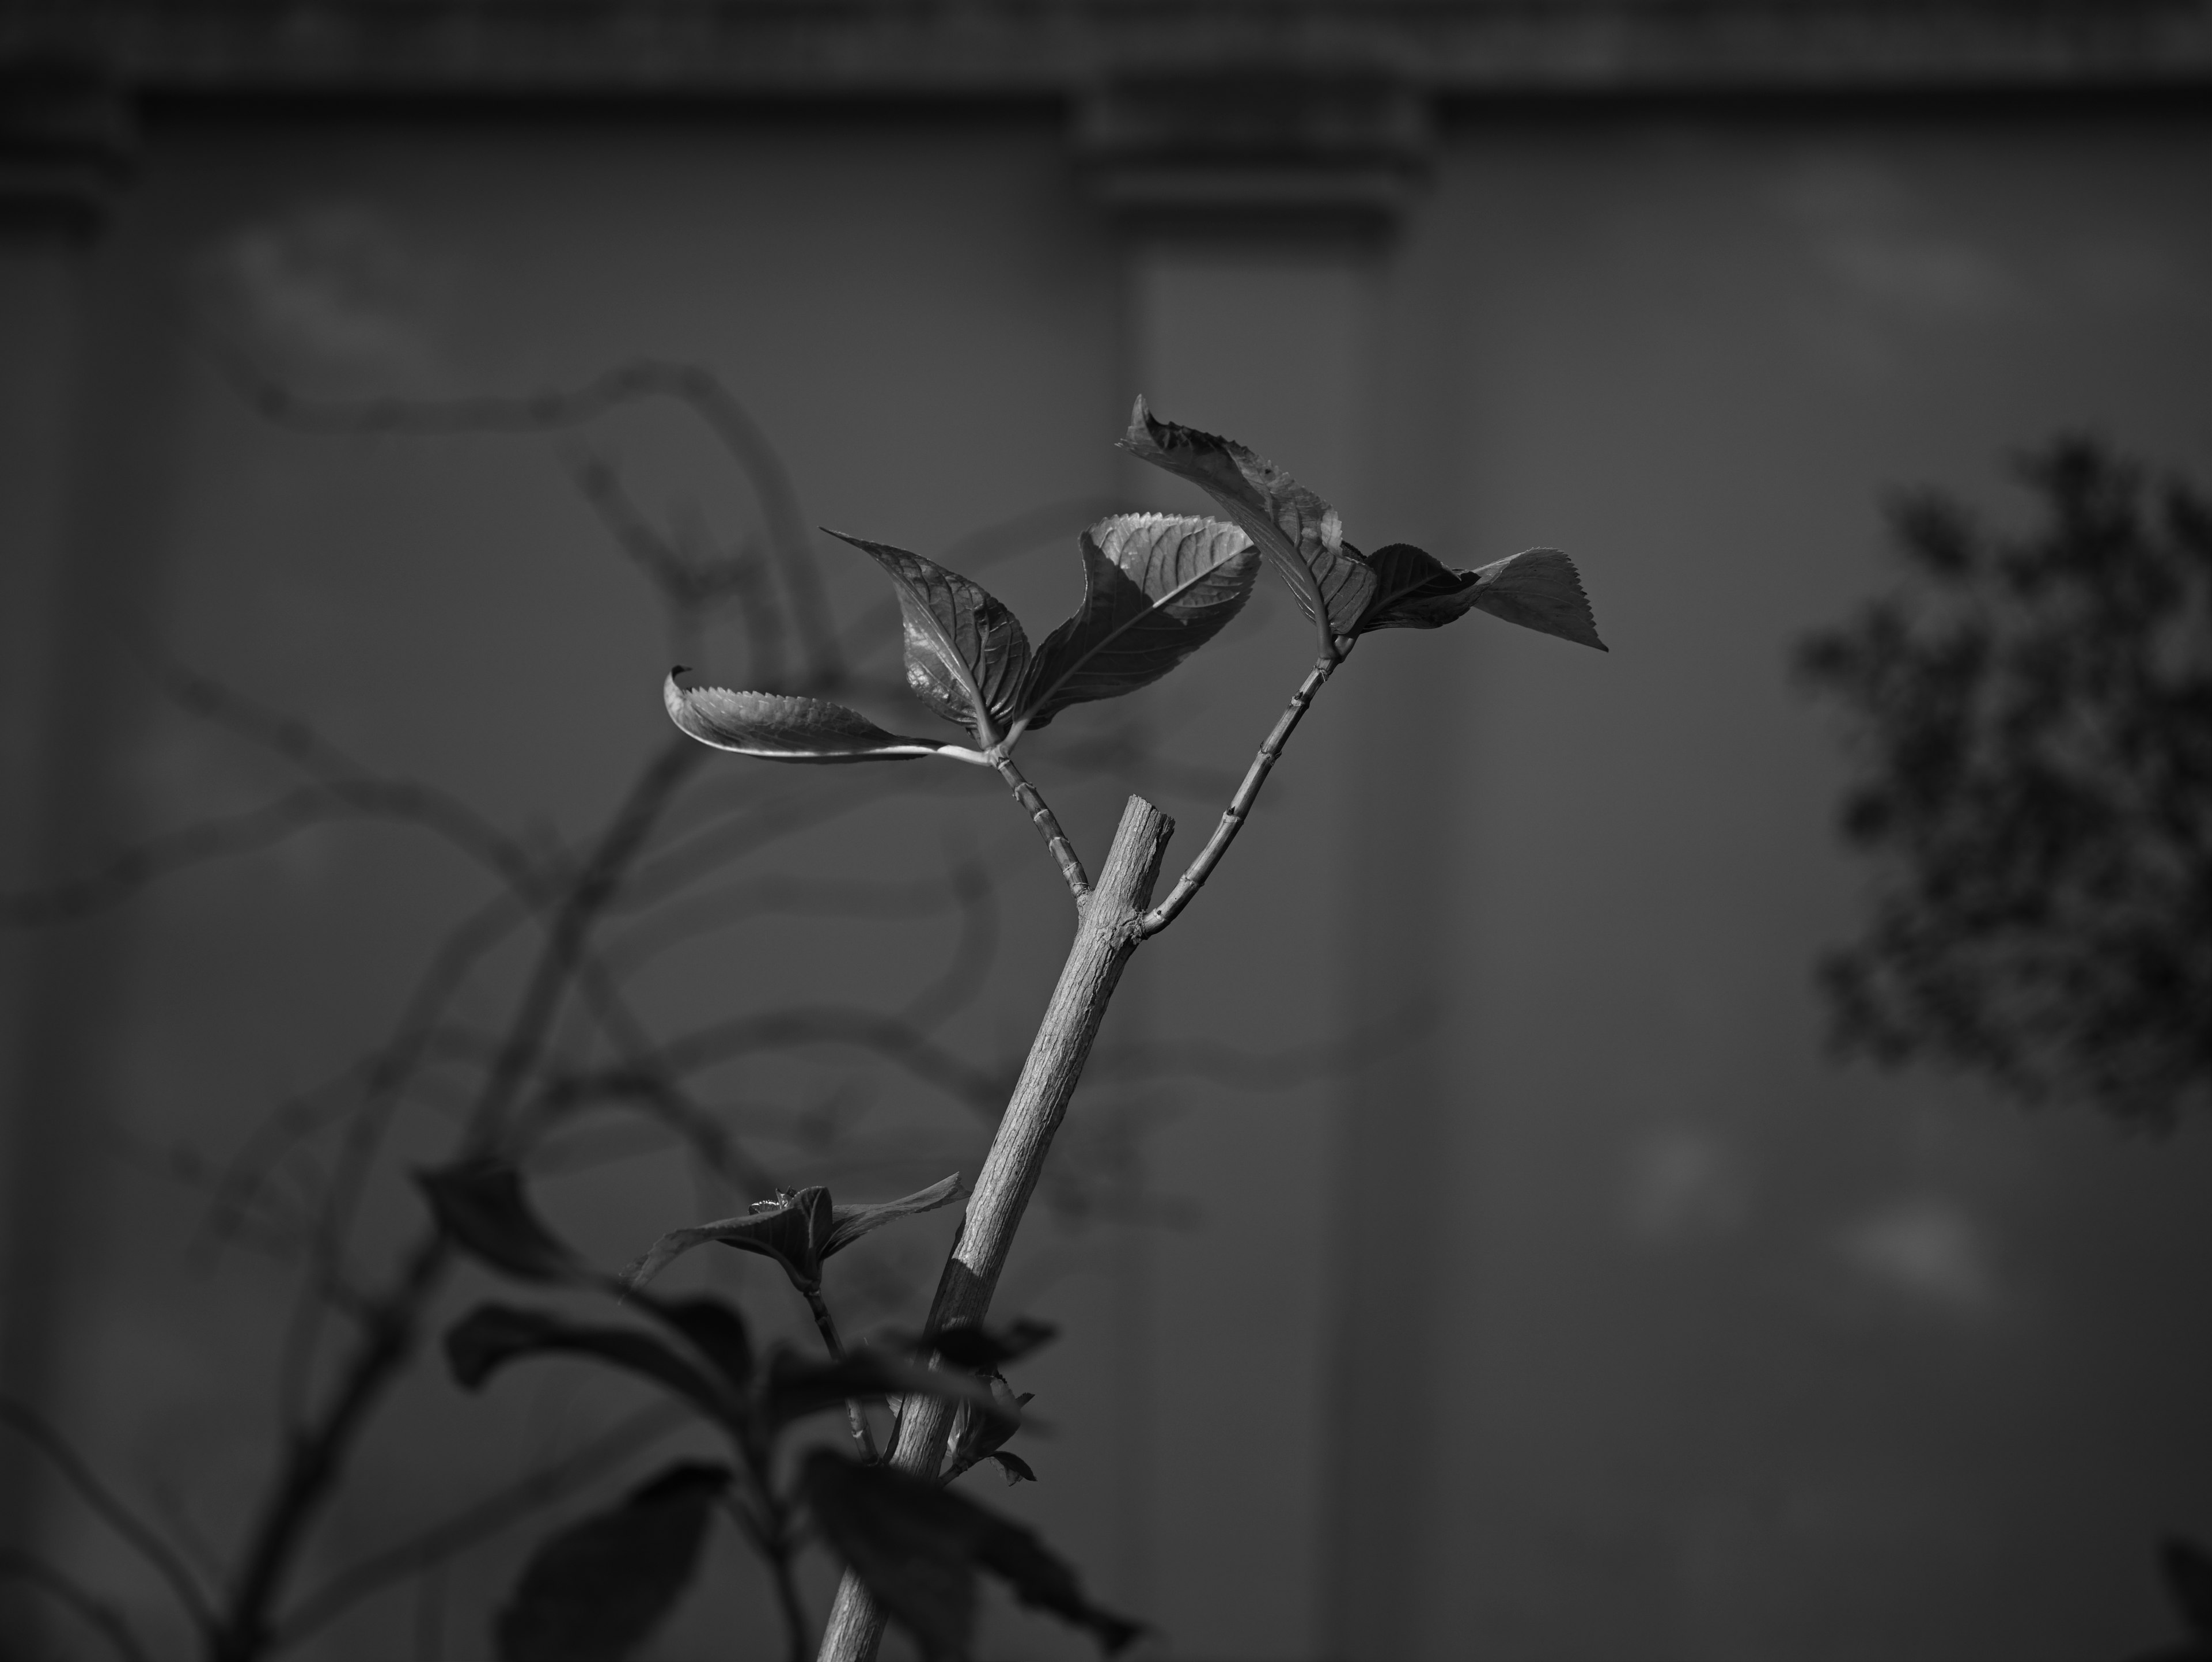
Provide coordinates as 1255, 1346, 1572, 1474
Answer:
4, 81, 2211, 1662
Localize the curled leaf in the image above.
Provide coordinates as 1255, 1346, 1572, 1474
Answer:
1353, 543, 1482, 633
663, 673, 946, 762
944, 1373, 1035, 1484
825, 532, 1031, 741
416, 1159, 584, 1285
1353, 543, 1605, 649
1119, 397, 1375, 645
495, 1462, 728, 1662
622, 1176, 963, 1296
1018, 515, 1259, 728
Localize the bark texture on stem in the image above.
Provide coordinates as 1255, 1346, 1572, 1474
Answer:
813, 794, 1173, 1662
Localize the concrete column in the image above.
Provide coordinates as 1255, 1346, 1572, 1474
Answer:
0, 52, 134, 1553
1082, 70, 1441, 1659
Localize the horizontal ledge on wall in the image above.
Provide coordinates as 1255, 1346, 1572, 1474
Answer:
5, 0, 2210, 99
1077, 67, 1431, 235
0, 58, 135, 234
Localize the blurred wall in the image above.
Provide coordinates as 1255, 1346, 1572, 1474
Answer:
4, 7, 2212, 1661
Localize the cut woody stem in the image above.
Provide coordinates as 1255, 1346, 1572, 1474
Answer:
813, 793, 1170, 1662
816, 650, 1343, 1662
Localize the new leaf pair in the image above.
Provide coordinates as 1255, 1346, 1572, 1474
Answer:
667, 399, 1605, 770
668, 512, 1260, 762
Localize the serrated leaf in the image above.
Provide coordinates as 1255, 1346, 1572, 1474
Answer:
1119, 398, 1375, 643
662, 674, 946, 762
495, 1462, 728, 1662
622, 1177, 961, 1297
416, 1159, 583, 1285
1017, 515, 1259, 728
804, 1451, 1143, 1660
444, 1304, 734, 1429
1355, 543, 1607, 650
826, 531, 1031, 741
1467, 547, 1607, 650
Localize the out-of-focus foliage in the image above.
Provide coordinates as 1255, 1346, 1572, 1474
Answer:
2125, 1535, 2212, 1662
1798, 439, 2212, 1126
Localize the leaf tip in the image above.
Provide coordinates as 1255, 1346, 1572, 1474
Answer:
1119, 394, 1168, 456
1470, 547, 1608, 653
662, 669, 698, 730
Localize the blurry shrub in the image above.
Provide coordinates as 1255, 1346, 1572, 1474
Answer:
1798, 438, 2212, 1126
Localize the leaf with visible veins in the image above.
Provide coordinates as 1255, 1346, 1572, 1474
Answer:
1464, 547, 1607, 650
1119, 399, 1375, 643
663, 674, 948, 762
825, 531, 1031, 741
1020, 514, 1259, 728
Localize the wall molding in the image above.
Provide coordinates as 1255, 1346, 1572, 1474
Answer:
2, 0, 2209, 101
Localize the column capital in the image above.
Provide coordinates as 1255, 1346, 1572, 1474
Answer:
0, 56, 134, 238
1076, 67, 1431, 239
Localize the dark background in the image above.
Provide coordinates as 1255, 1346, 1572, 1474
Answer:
3, 5, 2211, 1659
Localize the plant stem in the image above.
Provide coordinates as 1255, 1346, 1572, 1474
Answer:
990, 752, 1090, 904
813, 794, 1173, 1662
1138, 654, 1338, 937
802, 1289, 879, 1462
